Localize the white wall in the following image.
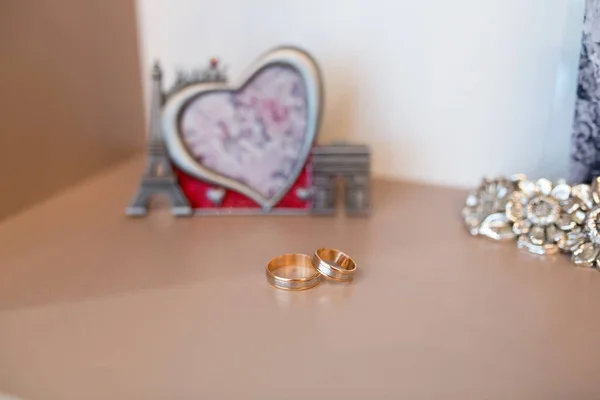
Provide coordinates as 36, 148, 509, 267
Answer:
135, 0, 585, 188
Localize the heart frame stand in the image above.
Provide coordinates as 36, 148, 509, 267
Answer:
125, 47, 371, 217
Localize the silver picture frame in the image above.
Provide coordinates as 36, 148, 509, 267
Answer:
162, 46, 323, 211
126, 46, 371, 217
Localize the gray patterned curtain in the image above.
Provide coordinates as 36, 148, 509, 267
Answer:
572, 0, 600, 183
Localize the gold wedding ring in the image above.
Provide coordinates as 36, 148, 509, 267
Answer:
313, 248, 357, 281
266, 254, 321, 291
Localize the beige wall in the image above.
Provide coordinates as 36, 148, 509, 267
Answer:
0, 0, 145, 220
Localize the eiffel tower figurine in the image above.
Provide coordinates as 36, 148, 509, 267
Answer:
125, 62, 192, 217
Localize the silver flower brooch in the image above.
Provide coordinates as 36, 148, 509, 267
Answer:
462, 175, 600, 268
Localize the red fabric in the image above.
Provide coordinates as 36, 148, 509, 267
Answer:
174, 159, 312, 209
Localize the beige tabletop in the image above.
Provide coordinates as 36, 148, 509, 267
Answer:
1, 156, 599, 400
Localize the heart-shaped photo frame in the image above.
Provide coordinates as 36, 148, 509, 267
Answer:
162, 47, 323, 210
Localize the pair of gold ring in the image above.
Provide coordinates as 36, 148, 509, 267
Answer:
266, 248, 357, 291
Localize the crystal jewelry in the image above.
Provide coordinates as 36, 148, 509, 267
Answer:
569, 178, 600, 268
266, 254, 321, 290
506, 178, 586, 255
312, 248, 357, 281
461, 175, 525, 240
